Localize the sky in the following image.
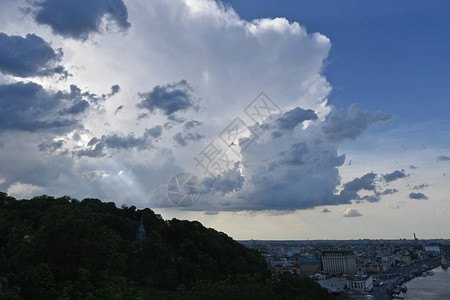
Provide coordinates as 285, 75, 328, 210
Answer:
0, 0, 449, 240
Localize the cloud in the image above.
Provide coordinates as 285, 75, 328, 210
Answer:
409, 192, 428, 200
382, 170, 407, 182
0, 33, 68, 78
74, 132, 151, 157
0, 0, 400, 213
0, 82, 81, 132
38, 140, 65, 153
0, 81, 117, 133
335, 172, 401, 204
79, 84, 118, 105
322, 104, 393, 143
437, 155, 450, 161
380, 188, 398, 195
137, 80, 199, 118
114, 105, 124, 115
145, 125, 163, 139
202, 162, 245, 196
203, 211, 219, 215
278, 142, 310, 166
173, 132, 204, 147
31, 0, 131, 40
59, 100, 90, 116
413, 184, 428, 190
343, 172, 377, 192
184, 120, 202, 130
409, 165, 418, 169
275, 107, 317, 130
221, 121, 349, 211
137, 113, 149, 120
101, 133, 149, 150
7, 182, 44, 199
109, 84, 120, 96
343, 208, 362, 217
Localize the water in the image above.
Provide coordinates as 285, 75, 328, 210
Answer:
402, 266, 450, 299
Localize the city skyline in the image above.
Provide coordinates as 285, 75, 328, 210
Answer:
0, 0, 449, 240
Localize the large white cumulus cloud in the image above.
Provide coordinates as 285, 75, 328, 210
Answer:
0, 0, 395, 211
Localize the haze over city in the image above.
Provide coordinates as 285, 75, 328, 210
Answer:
1, 0, 449, 240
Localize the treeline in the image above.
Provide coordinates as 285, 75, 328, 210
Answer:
0, 192, 346, 299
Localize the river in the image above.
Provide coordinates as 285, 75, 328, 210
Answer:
402, 266, 450, 299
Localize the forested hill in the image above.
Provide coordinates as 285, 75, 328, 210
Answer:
0, 192, 344, 299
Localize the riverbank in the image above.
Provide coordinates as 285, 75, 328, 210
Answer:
402, 266, 450, 299
370, 256, 442, 299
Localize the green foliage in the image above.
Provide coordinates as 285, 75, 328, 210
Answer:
0, 192, 340, 299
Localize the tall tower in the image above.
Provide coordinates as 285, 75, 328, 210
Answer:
136, 217, 146, 243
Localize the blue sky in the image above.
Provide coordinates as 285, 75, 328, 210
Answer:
0, 0, 449, 239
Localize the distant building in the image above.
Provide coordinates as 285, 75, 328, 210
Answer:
365, 262, 380, 273
321, 251, 357, 274
297, 257, 321, 275
424, 245, 440, 253
136, 217, 146, 243
347, 275, 373, 292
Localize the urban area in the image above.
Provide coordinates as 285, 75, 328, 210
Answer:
240, 234, 450, 300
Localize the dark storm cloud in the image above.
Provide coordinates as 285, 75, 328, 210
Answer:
145, 125, 163, 139
409, 192, 428, 200
322, 104, 393, 143
344, 172, 377, 192
137, 80, 199, 117
74, 144, 105, 158
0, 33, 68, 78
32, 0, 131, 40
38, 140, 65, 152
59, 100, 90, 115
101, 133, 148, 150
335, 172, 378, 203
173, 132, 204, 147
229, 141, 349, 211
340, 173, 400, 203
382, 170, 407, 182
437, 155, 450, 161
202, 163, 245, 196
275, 107, 318, 130
75, 132, 151, 157
0, 82, 83, 132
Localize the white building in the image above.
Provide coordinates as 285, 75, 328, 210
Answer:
347, 275, 373, 292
